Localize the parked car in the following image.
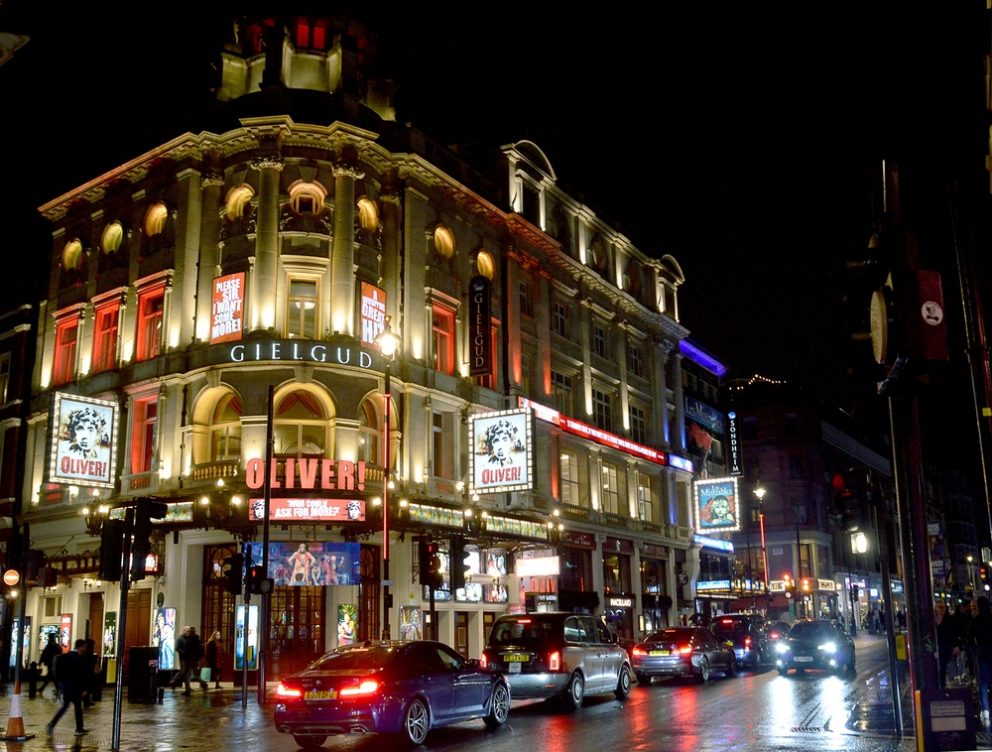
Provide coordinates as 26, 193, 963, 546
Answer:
630, 627, 737, 684
775, 619, 856, 676
481, 612, 632, 709
711, 613, 768, 670
764, 620, 793, 644
273, 640, 511, 747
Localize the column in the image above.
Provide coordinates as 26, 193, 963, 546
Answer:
195, 168, 224, 342
250, 154, 283, 331
672, 350, 686, 452
174, 168, 203, 347
535, 274, 552, 398
331, 162, 363, 336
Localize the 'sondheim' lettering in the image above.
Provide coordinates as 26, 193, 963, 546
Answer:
229, 342, 373, 368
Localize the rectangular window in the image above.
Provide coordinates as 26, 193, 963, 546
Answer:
601, 462, 620, 515
552, 301, 569, 338
637, 472, 654, 523
629, 405, 646, 444
53, 317, 78, 385
287, 279, 318, 338
593, 325, 607, 358
130, 395, 158, 474
560, 451, 581, 507
0, 353, 9, 405
519, 280, 534, 318
593, 389, 612, 431
92, 300, 120, 373
432, 411, 455, 479
628, 344, 642, 377
431, 302, 456, 375
552, 371, 572, 414
136, 285, 165, 361
793, 503, 808, 525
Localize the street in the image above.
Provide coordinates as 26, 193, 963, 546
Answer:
0, 635, 976, 752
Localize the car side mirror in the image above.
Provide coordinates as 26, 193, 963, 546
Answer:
464, 658, 481, 670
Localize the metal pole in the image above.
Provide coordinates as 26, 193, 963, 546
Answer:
382, 359, 391, 639
795, 524, 803, 619
257, 385, 274, 705
758, 510, 770, 608
873, 497, 903, 734
241, 557, 249, 710
111, 509, 133, 752
745, 513, 754, 608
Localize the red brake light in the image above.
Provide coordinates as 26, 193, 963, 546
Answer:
275, 682, 302, 699
769, 632, 779, 639
745, 636, 752, 648
339, 679, 380, 698
548, 650, 561, 671
516, 618, 532, 624
480, 654, 488, 669
720, 619, 733, 625
632, 647, 646, 656
678, 645, 693, 655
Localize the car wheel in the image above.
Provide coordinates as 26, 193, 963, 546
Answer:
561, 671, 584, 710
402, 697, 430, 745
725, 657, 737, 678
292, 735, 327, 751
615, 665, 632, 699
635, 671, 650, 686
696, 657, 710, 683
484, 682, 511, 728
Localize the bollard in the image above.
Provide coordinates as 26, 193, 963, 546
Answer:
157, 686, 164, 704
27, 663, 37, 700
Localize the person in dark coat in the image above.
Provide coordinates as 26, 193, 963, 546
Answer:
169, 626, 206, 695
45, 639, 90, 736
81, 638, 100, 707
935, 600, 960, 688
38, 634, 60, 697
968, 596, 992, 729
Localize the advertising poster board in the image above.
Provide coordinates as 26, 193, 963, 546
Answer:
469, 408, 533, 494
337, 604, 358, 646
151, 607, 176, 671
235, 605, 259, 671
49, 392, 119, 488
693, 477, 742, 533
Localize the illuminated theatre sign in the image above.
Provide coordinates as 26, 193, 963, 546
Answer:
244, 458, 367, 492
49, 392, 120, 489
227, 341, 375, 368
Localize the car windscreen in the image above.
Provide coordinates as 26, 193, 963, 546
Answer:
787, 622, 835, 641
645, 629, 691, 643
309, 646, 390, 671
488, 616, 562, 647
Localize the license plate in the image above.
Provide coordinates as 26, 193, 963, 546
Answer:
649, 650, 670, 656
724, 640, 734, 647
304, 690, 337, 701
503, 653, 529, 662
508, 662, 521, 674
794, 656, 813, 663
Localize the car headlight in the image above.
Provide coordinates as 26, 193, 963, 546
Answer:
775, 642, 790, 655
817, 642, 837, 653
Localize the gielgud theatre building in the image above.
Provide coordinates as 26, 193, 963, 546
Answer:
15, 15, 705, 682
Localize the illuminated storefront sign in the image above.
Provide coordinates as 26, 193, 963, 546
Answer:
696, 580, 732, 592
515, 556, 560, 577
519, 398, 666, 466
248, 497, 366, 522
606, 596, 635, 609
469, 409, 534, 494
244, 458, 366, 492
693, 477, 742, 533
228, 341, 374, 367
694, 534, 735, 553
468, 275, 492, 376
210, 272, 245, 344
49, 392, 120, 489
360, 282, 386, 347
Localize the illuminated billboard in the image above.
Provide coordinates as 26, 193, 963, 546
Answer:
693, 477, 741, 533
49, 392, 119, 488
210, 272, 246, 344
468, 408, 533, 494
360, 282, 386, 347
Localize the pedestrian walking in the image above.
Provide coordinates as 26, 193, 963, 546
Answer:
45, 638, 90, 736
169, 626, 206, 695
37, 633, 60, 697
81, 638, 100, 707
935, 600, 960, 688
204, 630, 226, 689
968, 596, 992, 729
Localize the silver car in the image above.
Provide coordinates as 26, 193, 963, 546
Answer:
481, 612, 632, 709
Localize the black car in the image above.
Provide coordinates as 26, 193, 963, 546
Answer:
274, 641, 510, 747
775, 619, 856, 677
764, 620, 792, 644
710, 613, 767, 670
630, 627, 737, 684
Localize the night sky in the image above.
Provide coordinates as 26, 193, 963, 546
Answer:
0, 3, 988, 441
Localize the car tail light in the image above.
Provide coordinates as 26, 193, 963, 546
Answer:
678, 645, 692, 655
632, 647, 646, 656
769, 632, 779, 640
548, 651, 561, 671
339, 679, 380, 698
720, 619, 734, 625
275, 683, 302, 700
745, 637, 752, 649
480, 654, 488, 669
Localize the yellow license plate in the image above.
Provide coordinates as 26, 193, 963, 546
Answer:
304, 690, 337, 701
724, 640, 734, 647
503, 654, 529, 662
649, 650, 670, 656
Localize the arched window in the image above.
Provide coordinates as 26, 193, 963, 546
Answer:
433, 225, 455, 258
288, 182, 327, 216
62, 239, 84, 271
225, 184, 255, 221
275, 388, 334, 458
357, 197, 379, 232
211, 392, 243, 460
101, 222, 124, 254
144, 202, 169, 237
357, 399, 380, 465
476, 249, 495, 280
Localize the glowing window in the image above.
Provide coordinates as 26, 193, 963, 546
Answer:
92, 299, 120, 373
144, 202, 168, 237
275, 390, 330, 458
287, 279, 318, 338
431, 302, 456, 375
289, 182, 326, 216
101, 222, 124, 254
136, 284, 166, 361
130, 395, 157, 474
476, 250, 495, 280
434, 225, 455, 258
210, 392, 242, 461
53, 316, 78, 385
357, 400, 381, 465
357, 197, 378, 232
62, 239, 84, 271
225, 184, 255, 221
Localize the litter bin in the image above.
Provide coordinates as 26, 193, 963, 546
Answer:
128, 646, 159, 703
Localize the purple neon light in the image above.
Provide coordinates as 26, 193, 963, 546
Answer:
679, 340, 727, 377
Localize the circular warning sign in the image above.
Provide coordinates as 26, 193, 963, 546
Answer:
3, 569, 19, 587
921, 300, 944, 326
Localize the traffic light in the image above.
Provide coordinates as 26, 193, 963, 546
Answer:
247, 563, 273, 594
131, 498, 168, 580
223, 553, 244, 595
783, 573, 794, 598
801, 577, 812, 593
98, 519, 126, 581
25, 549, 46, 584
418, 539, 443, 590
981, 565, 990, 592
450, 535, 470, 592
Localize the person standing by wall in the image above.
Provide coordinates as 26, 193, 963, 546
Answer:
204, 630, 226, 689
45, 639, 89, 736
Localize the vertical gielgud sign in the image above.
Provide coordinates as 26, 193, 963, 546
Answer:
469, 275, 491, 376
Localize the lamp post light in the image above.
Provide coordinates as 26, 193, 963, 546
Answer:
968, 554, 976, 594
851, 531, 869, 632
377, 318, 399, 640
754, 485, 770, 608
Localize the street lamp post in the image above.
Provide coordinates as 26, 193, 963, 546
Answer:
968, 554, 976, 595
377, 318, 399, 640
852, 531, 868, 632
754, 485, 770, 610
